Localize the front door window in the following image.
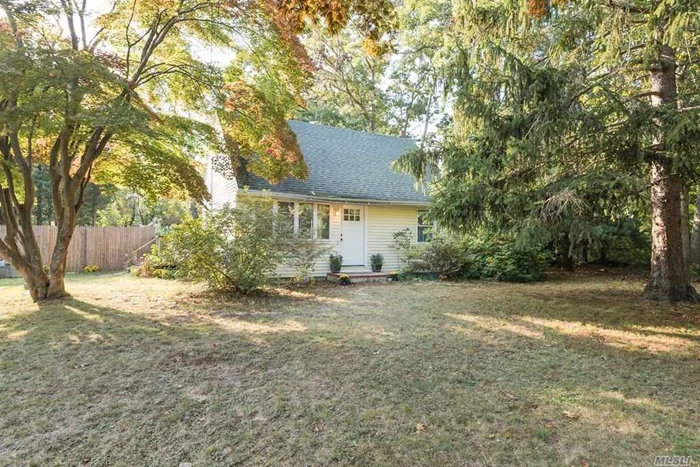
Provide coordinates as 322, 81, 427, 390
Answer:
343, 208, 361, 222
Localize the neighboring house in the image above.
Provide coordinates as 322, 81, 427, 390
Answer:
205, 120, 430, 276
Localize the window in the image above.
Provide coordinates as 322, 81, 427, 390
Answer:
278, 201, 295, 234
275, 201, 331, 240
299, 203, 314, 238
343, 208, 360, 221
317, 205, 330, 240
417, 209, 432, 242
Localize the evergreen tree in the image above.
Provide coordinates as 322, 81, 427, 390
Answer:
396, 0, 700, 301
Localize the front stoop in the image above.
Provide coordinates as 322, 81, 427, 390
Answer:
327, 271, 390, 283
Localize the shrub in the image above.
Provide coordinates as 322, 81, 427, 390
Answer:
135, 244, 177, 278
691, 263, 700, 280
162, 199, 285, 293
145, 244, 176, 269
83, 265, 100, 273
592, 221, 650, 267
151, 268, 175, 280
392, 228, 413, 265
410, 234, 469, 280
401, 232, 548, 283
280, 236, 330, 284
464, 238, 549, 282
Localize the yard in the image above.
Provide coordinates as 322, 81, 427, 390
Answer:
1, 274, 699, 466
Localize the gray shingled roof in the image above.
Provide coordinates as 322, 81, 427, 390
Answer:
238, 120, 430, 204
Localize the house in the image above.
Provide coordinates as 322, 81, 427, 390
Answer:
205, 120, 430, 276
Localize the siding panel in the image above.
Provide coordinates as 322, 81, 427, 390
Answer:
366, 205, 419, 272
206, 156, 238, 209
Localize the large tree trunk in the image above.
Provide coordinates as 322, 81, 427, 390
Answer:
643, 45, 698, 301
15, 265, 69, 301
16, 265, 50, 302
4, 198, 80, 301
47, 229, 73, 298
690, 192, 700, 265
9, 226, 73, 301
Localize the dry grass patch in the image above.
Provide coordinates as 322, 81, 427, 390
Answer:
0, 273, 698, 466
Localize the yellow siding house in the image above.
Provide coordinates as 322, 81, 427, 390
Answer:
205, 121, 430, 277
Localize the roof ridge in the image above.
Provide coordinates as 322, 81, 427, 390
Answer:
287, 119, 414, 143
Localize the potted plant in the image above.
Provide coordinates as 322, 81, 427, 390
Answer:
339, 274, 351, 285
389, 270, 399, 281
371, 253, 384, 272
329, 254, 343, 273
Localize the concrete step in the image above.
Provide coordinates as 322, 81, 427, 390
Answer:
327, 271, 390, 283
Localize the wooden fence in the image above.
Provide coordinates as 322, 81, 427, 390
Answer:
0, 225, 157, 272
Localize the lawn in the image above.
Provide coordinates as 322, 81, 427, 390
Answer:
1, 273, 699, 466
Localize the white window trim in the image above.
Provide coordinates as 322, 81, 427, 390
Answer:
275, 200, 331, 241
417, 209, 432, 243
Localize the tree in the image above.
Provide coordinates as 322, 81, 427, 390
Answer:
97, 188, 190, 227
386, 0, 451, 144
297, 0, 450, 141
397, 0, 700, 301
75, 183, 114, 227
298, 25, 391, 133
0, 0, 393, 301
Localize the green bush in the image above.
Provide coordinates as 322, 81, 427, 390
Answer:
151, 268, 175, 280
280, 236, 330, 284
464, 238, 549, 282
144, 244, 176, 269
402, 233, 548, 283
691, 263, 700, 280
392, 228, 414, 265
162, 199, 284, 293
410, 234, 470, 280
592, 221, 650, 267
133, 244, 177, 278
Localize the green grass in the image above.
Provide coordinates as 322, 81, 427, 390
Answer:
1, 273, 699, 466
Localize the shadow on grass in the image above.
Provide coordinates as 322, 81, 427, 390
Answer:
0, 279, 698, 465
456, 275, 700, 330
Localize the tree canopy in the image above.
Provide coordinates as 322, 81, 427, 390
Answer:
0, 0, 394, 300
395, 0, 700, 300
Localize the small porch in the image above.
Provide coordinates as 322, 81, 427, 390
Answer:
326, 268, 391, 284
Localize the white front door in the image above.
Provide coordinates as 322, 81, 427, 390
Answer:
340, 206, 365, 265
